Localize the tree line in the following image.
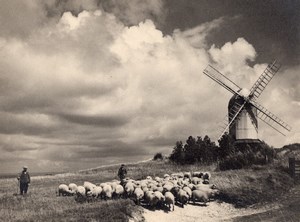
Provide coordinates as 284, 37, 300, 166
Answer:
166, 133, 276, 170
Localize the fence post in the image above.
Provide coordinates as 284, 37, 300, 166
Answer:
289, 157, 295, 178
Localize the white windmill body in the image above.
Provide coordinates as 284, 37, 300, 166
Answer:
228, 93, 258, 141
203, 61, 291, 143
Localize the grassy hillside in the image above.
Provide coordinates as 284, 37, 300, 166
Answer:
0, 160, 295, 221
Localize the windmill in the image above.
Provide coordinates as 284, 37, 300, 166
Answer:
203, 60, 292, 144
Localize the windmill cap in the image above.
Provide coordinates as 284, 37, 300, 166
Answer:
23, 166, 28, 169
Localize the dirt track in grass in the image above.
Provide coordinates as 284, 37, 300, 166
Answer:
143, 185, 300, 222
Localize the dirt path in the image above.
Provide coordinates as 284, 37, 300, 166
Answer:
143, 201, 280, 222
143, 185, 300, 222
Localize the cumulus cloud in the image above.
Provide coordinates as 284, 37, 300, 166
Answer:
0, 4, 298, 173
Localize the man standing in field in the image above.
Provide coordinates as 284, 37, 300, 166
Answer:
17, 166, 31, 195
118, 164, 127, 185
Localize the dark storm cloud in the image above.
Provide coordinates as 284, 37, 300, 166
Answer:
56, 112, 129, 127
0, 112, 57, 136
163, 0, 300, 65
2, 145, 39, 153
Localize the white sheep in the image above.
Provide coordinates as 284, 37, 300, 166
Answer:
164, 191, 175, 211
183, 172, 191, 179
83, 181, 96, 192
91, 186, 102, 198
102, 184, 113, 200
192, 171, 204, 178
177, 189, 189, 208
74, 185, 86, 202
133, 187, 144, 205
183, 186, 192, 199
68, 183, 78, 193
191, 177, 202, 185
163, 184, 174, 193
125, 182, 135, 197
110, 181, 118, 193
191, 190, 210, 206
154, 191, 165, 207
58, 184, 72, 196
114, 184, 124, 198
146, 176, 153, 180
145, 191, 159, 209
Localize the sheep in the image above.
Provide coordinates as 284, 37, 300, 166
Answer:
194, 185, 219, 201
83, 181, 96, 193
163, 184, 174, 193
91, 186, 102, 198
154, 176, 162, 182
146, 176, 153, 180
68, 183, 78, 193
183, 172, 191, 179
102, 184, 113, 200
76, 186, 86, 196
191, 190, 210, 206
203, 179, 210, 184
188, 183, 196, 191
114, 184, 124, 199
109, 181, 118, 193
154, 191, 165, 207
192, 171, 203, 178
195, 183, 217, 192
202, 172, 211, 180
177, 189, 189, 208
163, 174, 170, 179
74, 186, 86, 202
164, 191, 175, 211
183, 186, 192, 199
171, 172, 184, 178
58, 184, 72, 196
191, 177, 202, 185
154, 184, 164, 193
125, 182, 135, 197
133, 187, 144, 205
144, 191, 159, 209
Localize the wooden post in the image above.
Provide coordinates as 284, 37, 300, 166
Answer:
289, 157, 295, 178
295, 160, 300, 180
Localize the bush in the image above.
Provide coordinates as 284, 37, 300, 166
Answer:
219, 142, 275, 171
153, 153, 164, 160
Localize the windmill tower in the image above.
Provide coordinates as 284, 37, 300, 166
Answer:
203, 60, 292, 143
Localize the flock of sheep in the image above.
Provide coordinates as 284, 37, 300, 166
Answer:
58, 171, 219, 211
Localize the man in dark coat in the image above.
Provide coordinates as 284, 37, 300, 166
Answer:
17, 166, 31, 195
118, 164, 127, 185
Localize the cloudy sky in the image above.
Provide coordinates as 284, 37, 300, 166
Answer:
0, 0, 299, 173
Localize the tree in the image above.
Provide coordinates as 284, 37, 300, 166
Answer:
169, 141, 185, 164
153, 153, 164, 160
218, 132, 235, 159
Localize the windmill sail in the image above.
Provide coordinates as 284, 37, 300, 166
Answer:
249, 60, 281, 100
203, 65, 241, 95
251, 101, 292, 135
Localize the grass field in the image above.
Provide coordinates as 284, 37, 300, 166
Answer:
0, 160, 295, 222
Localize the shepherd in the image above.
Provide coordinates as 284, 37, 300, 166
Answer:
17, 166, 31, 195
118, 164, 127, 186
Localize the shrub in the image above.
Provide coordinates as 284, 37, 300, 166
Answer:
153, 152, 164, 160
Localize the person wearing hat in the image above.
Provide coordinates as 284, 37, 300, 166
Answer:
17, 166, 31, 195
117, 164, 127, 186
